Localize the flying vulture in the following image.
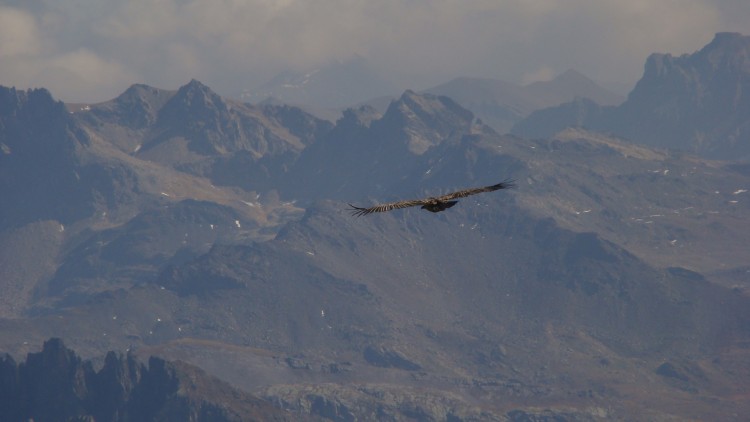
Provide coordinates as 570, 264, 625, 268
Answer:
348, 179, 515, 216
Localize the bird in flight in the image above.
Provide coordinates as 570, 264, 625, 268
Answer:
348, 179, 515, 216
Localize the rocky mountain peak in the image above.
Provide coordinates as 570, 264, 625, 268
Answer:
24, 337, 82, 369
118, 83, 164, 101
0, 86, 64, 118
698, 32, 750, 64
635, 32, 750, 97
159, 79, 230, 125
394, 89, 473, 120
1, 86, 73, 162
153, 79, 238, 155
0, 84, 118, 228
107, 84, 173, 128
619, 32, 750, 158
692, 32, 750, 82
377, 90, 475, 154
0, 87, 69, 142
0, 85, 82, 159
0, 338, 302, 421
553, 68, 591, 83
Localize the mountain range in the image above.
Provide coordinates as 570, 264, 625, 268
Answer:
1, 33, 749, 421
240, 55, 623, 134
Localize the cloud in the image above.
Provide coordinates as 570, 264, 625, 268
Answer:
0, 1, 747, 102
522, 67, 556, 85
0, 6, 134, 101
0, 7, 41, 57
35, 49, 137, 102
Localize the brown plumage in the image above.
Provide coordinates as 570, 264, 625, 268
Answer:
348, 179, 515, 216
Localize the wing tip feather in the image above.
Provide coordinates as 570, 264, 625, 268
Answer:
347, 203, 369, 217
495, 178, 516, 190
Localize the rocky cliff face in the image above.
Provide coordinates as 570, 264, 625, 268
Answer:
0, 338, 302, 422
513, 32, 750, 160
614, 32, 750, 158
0, 86, 140, 229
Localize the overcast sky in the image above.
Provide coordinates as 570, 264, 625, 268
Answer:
1, 0, 749, 102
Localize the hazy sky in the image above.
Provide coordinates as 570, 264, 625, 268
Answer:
1, 0, 749, 102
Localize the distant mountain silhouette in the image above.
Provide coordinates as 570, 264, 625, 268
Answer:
241, 55, 398, 108
524, 69, 624, 106
245, 60, 623, 135
511, 96, 606, 139
425, 70, 623, 132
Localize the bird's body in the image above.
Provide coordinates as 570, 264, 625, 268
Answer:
348, 179, 514, 216
420, 200, 458, 213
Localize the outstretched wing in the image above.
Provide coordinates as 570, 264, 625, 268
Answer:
437, 179, 516, 201
348, 198, 428, 216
